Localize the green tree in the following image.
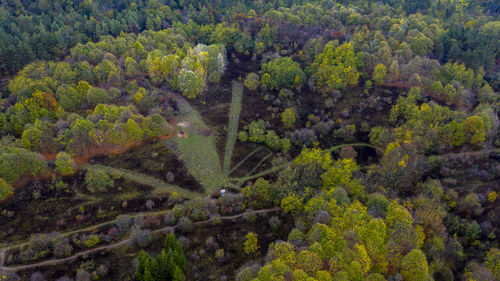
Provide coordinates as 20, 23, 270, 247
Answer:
462, 116, 486, 146
443, 84, 457, 103
244, 232, 259, 255
21, 127, 42, 150
87, 87, 111, 107
0, 178, 13, 201
135, 233, 185, 281
58, 86, 84, 112
179, 70, 204, 99
126, 119, 143, 143
85, 167, 114, 193
410, 34, 433, 56
281, 107, 297, 129
400, 249, 429, 281
244, 73, 260, 91
311, 42, 362, 93
55, 152, 76, 176
261, 57, 305, 90
372, 64, 387, 85
125, 56, 138, 75
135, 250, 153, 281
281, 194, 303, 216
485, 248, 500, 279
389, 60, 400, 82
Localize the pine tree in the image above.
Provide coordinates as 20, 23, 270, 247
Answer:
135, 250, 152, 281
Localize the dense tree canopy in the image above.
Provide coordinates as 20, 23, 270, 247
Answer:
311, 42, 363, 93
0, 1, 498, 280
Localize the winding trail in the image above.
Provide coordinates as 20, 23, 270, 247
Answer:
0, 208, 279, 272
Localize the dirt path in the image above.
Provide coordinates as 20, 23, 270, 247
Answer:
0, 207, 279, 272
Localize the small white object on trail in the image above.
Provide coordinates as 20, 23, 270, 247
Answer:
177, 121, 189, 128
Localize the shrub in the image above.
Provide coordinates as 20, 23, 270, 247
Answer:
0, 178, 13, 201
30, 272, 46, 281
372, 63, 387, 85
55, 277, 74, 281
75, 269, 92, 281
177, 217, 194, 233
215, 249, 225, 261
459, 193, 483, 218
115, 215, 133, 234
164, 212, 177, 226
85, 167, 114, 193
281, 107, 297, 129
238, 119, 291, 153
367, 193, 389, 217
130, 226, 151, 248
208, 71, 221, 83
281, 194, 303, 216
488, 191, 498, 203
235, 263, 261, 281
269, 216, 282, 231
330, 188, 350, 205
288, 228, 304, 242
83, 234, 99, 248
55, 152, 76, 176
53, 239, 73, 258
244, 73, 260, 91
244, 232, 259, 255
485, 248, 500, 279
464, 220, 482, 242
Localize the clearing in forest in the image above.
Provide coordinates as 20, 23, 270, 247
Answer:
163, 95, 233, 194
89, 83, 381, 199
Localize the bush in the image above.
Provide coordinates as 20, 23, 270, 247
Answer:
164, 212, 177, 226
85, 167, 114, 193
115, 215, 133, 234
75, 270, 92, 281
177, 217, 194, 233
30, 272, 46, 281
269, 216, 282, 231
130, 226, 151, 248
82, 234, 99, 248
55, 152, 76, 176
288, 228, 304, 242
244, 120, 291, 152
244, 232, 259, 254
372, 63, 387, 85
367, 193, 389, 218
459, 193, 483, 218
281, 107, 297, 129
330, 188, 350, 205
0, 178, 13, 201
244, 73, 260, 91
208, 71, 221, 83
235, 262, 261, 281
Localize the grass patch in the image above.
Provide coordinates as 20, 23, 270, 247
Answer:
228, 147, 263, 176
163, 96, 233, 194
83, 164, 200, 199
223, 82, 244, 173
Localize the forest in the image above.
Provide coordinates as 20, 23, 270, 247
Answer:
0, 0, 499, 280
